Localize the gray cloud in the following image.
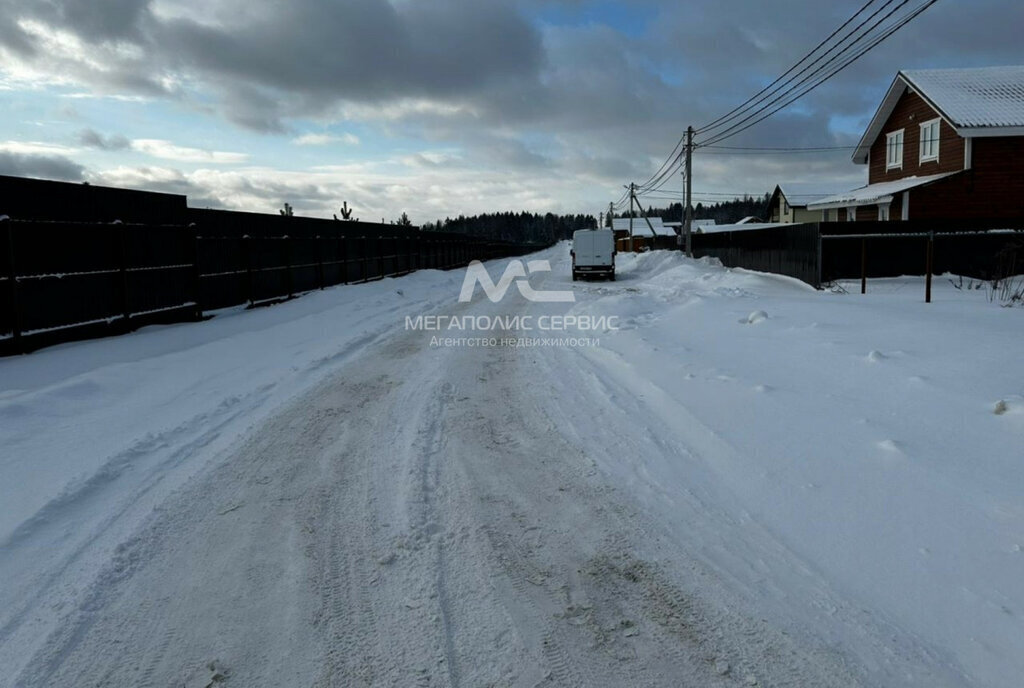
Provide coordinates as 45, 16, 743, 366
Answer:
1, 0, 1022, 212
170, 1, 538, 95
0, 0, 544, 131
0, 152, 86, 181
78, 129, 131, 150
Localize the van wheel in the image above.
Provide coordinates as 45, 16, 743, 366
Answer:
572, 272, 578, 281
609, 272, 616, 281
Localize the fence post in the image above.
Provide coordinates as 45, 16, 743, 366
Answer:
379, 236, 386, 278
190, 223, 203, 320
316, 235, 325, 290
361, 236, 368, 282
340, 234, 348, 284
861, 238, 867, 294
117, 223, 131, 330
245, 235, 255, 307
3, 218, 22, 351
284, 235, 294, 298
925, 231, 934, 303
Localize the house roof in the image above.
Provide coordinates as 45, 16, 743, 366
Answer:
612, 217, 717, 236
853, 66, 1024, 163
613, 216, 669, 237
770, 183, 846, 208
806, 171, 961, 210
699, 222, 786, 234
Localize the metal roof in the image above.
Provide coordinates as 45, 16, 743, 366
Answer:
806, 171, 961, 210
612, 217, 668, 237
853, 66, 1024, 164
771, 183, 847, 208
903, 66, 1024, 129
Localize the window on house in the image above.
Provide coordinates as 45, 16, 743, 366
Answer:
878, 203, 890, 221
886, 129, 904, 170
920, 119, 940, 163
847, 206, 857, 222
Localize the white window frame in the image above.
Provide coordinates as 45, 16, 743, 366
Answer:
878, 203, 890, 221
847, 206, 858, 222
886, 129, 904, 170
919, 118, 940, 164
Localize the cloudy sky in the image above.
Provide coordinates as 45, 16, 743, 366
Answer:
0, 0, 1020, 223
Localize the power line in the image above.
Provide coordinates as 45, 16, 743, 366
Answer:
699, 0, 941, 147
635, 148, 685, 194
610, 0, 941, 232
628, 137, 686, 196
702, 144, 855, 150
699, 0, 917, 145
698, 0, 904, 139
640, 190, 771, 198
701, 132, 970, 153
697, 0, 887, 135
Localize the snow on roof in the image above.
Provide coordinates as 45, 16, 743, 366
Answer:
665, 219, 715, 228
806, 171, 961, 210
612, 217, 718, 236
854, 66, 1024, 163
903, 66, 1024, 130
613, 217, 662, 231
774, 182, 846, 206
612, 217, 675, 237
699, 222, 786, 234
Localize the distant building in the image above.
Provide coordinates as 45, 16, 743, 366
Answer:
663, 219, 717, 234
766, 184, 842, 223
612, 216, 673, 238
809, 66, 1024, 221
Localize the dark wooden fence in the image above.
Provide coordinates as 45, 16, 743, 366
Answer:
818, 220, 1024, 284
1, 217, 543, 355
691, 223, 822, 286
0, 173, 188, 224
685, 220, 1024, 289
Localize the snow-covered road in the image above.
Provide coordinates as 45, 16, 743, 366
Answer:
2, 244, 1022, 686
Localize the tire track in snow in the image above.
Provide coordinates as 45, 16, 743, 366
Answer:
418, 381, 464, 688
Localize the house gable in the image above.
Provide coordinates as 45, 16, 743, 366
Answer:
868, 89, 964, 185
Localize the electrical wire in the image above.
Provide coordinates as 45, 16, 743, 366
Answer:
697, 0, 902, 138
609, 0, 940, 214
699, 0, 940, 147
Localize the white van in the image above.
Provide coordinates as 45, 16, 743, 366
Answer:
571, 229, 616, 281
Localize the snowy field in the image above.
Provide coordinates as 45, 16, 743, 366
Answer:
1, 243, 1022, 686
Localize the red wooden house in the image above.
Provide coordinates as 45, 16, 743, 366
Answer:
809, 66, 1024, 221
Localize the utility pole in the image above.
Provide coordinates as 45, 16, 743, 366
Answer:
684, 125, 694, 257
627, 183, 635, 252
